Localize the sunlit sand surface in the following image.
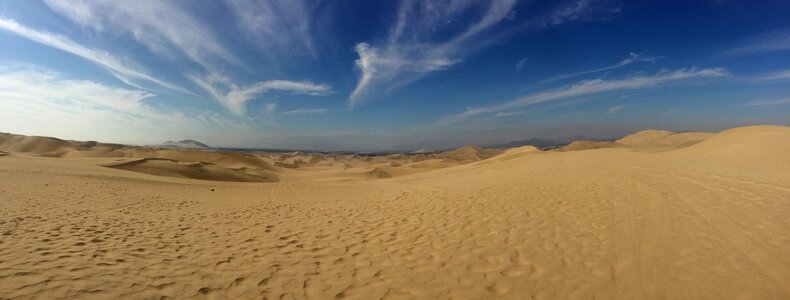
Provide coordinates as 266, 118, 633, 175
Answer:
1, 125, 788, 299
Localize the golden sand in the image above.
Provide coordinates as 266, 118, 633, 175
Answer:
1, 125, 788, 299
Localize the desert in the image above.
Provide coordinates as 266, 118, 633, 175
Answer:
2, 1, 790, 299
1, 125, 788, 299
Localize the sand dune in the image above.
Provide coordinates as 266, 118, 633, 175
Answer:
616, 129, 714, 151
0, 125, 788, 299
669, 125, 790, 178
489, 145, 540, 161
0, 133, 76, 157
558, 140, 619, 152
107, 158, 277, 182
442, 145, 502, 162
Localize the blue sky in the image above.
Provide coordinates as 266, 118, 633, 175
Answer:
0, 0, 788, 151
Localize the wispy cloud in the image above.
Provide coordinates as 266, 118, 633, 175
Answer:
515, 57, 528, 73
723, 29, 790, 57
0, 63, 152, 115
547, 52, 661, 82
223, 0, 316, 58
543, 0, 621, 27
262, 102, 278, 126
607, 105, 623, 113
741, 97, 790, 107
752, 69, 790, 82
44, 0, 237, 68
348, 0, 624, 106
0, 18, 190, 94
495, 111, 527, 118
0, 63, 213, 144
349, 0, 518, 106
43, 1, 332, 116
188, 75, 332, 115
435, 67, 727, 125
283, 108, 329, 115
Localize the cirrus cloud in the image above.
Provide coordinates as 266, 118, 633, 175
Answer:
349, 0, 518, 106
0, 18, 191, 94
435, 67, 728, 125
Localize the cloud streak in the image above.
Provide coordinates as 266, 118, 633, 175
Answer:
546, 52, 661, 82
188, 75, 332, 115
0, 18, 190, 94
283, 108, 329, 115
607, 105, 623, 113
349, 0, 518, 106
741, 97, 790, 107
515, 57, 528, 73
545, 0, 620, 26
752, 69, 790, 82
43, 0, 333, 116
724, 29, 790, 57
44, 0, 237, 69
435, 67, 727, 125
223, 0, 317, 58
0, 62, 273, 147
0, 63, 153, 115
348, 0, 625, 106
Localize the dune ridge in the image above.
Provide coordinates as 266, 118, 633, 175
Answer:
616, 129, 714, 150
0, 133, 75, 157
558, 140, 619, 152
106, 158, 277, 182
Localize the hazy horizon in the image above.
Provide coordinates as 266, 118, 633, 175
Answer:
1, 0, 789, 151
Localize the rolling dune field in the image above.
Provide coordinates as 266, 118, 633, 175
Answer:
1, 125, 788, 299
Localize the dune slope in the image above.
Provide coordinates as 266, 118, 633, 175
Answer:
616, 129, 714, 151
107, 158, 277, 182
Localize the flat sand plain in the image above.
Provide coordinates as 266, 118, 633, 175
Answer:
1, 125, 788, 299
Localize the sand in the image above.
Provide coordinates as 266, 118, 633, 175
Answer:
0, 125, 788, 299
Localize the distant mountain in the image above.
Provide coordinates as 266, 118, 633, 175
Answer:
411, 147, 433, 154
491, 138, 566, 149
159, 139, 211, 149
491, 135, 615, 149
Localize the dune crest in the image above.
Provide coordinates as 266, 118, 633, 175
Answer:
0, 133, 75, 157
442, 145, 502, 161
616, 129, 714, 151
559, 140, 619, 152
107, 158, 277, 182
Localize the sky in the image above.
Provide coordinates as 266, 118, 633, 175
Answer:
0, 0, 789, 151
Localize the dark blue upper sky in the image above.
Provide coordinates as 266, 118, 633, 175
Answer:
0, 0, 788, 150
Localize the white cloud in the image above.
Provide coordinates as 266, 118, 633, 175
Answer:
188, 74, 332, 115
262, 102, 277, 126
43, 1, 332, 115
752, 69, 790, 82
0, 63, 213, 144
607, 105, 623, 113
0, 63, 272, 146
0, 63, 152, 115
348, 0, 624, 106
349, 0, 518, 106
283, 108, 329, 115
515, 57, 528, 73
546, 52, 661, 82
545, 0, 620, 26
741, 98, 790, 107
435, 67, 727, 125
724, 29, 790, 57
44, 0, 236, 69
494, 111, 527, 117
0, 18, 190, 94
223, 0, 316, 57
